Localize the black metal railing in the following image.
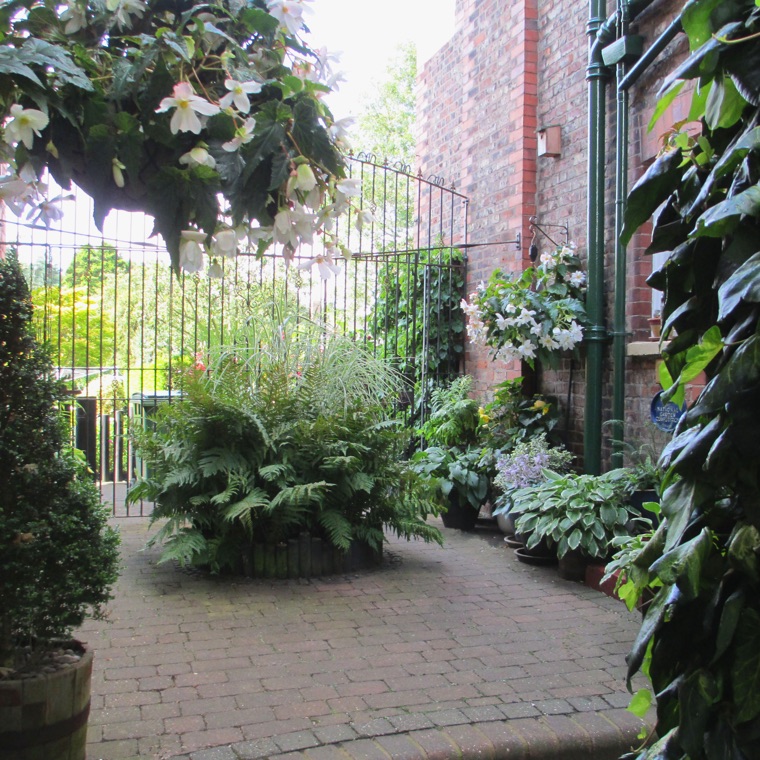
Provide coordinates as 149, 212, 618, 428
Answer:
6, 157, 468, 515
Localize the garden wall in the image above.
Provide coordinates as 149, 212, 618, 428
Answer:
416, 0, 688, 466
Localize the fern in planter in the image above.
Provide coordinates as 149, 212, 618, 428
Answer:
129, 322, 443, 573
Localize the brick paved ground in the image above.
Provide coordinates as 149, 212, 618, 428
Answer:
79, 518, 652, 760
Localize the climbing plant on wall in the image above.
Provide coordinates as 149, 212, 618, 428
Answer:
620, 1, 760, 757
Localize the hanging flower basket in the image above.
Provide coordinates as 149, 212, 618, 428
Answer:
0, 0, 361, 276
461, 243, 587, 368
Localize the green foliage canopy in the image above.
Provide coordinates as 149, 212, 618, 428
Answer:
621, 1, 760, 757
0, 0, 352, 274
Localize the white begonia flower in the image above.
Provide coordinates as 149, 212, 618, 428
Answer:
106, 0, 146, 29
156, 82, 220, 135
273, 204, 315, 250
552, 327, 576, 351
297, 249, 342, 281
207, 260, 224, 279
212, 228, 238, 258
568, 320, 584, 343
354, 207, 375, 232
329, 117, 355, 146
515, 307, 537, 326
29, 195, 67, 227
266, 0, 310, 37
112, 158, 126, 188
179, 146, 216, 169
61, 1, 87, 33
287, 163, 317, 196
4, 105, 49, 150
539, 333, 560, 350
219, 79, 262, 113
247, 225, 273, 246
517, 341, 537, 360
179, 230, 208, 273
222, 118, 255, 152
567, 270, 586, 287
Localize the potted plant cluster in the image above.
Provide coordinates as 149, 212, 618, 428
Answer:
509, 468, 638, 579
129, 315, 443, 575
0, 252, 120, 760
411, 376, 489, 531
491, 432, 575, 538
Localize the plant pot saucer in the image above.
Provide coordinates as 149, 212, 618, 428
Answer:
504, 536, 524, 549
514, 547, 558, 566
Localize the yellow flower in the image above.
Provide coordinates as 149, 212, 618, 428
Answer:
478, 407, 490, 425
530, 399, 550, 415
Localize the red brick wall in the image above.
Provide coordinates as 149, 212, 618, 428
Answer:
416, 0, 687, 466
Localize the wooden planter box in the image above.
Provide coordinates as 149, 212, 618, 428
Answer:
0, 645, 93, 760
244, 534, 382, 579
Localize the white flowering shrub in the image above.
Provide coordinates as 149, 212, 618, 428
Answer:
461, 244, 587, 367
0, 0, 365, 276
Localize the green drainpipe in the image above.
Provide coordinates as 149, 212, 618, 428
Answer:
584, 0, 613, 475
611, 1, 630, 469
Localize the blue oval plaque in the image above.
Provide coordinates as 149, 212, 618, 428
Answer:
650, 391, 685, 433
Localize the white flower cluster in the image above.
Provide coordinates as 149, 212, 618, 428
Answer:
0, 0, 365, 280
460, 244, 587, 367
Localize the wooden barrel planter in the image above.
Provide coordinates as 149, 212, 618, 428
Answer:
246, 533, 382, 579
0, 645, 93, 760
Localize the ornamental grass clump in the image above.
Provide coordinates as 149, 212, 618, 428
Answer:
461, 243, 587, 367
0, 252, 120, 672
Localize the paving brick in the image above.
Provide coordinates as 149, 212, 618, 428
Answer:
273, 730, 320, 753
187, 746, 239, 760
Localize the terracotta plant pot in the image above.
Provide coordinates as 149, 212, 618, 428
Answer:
0, 644, 93, 760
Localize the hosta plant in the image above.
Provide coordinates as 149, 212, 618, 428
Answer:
129, 320, 443, 573
509, 469, 636, 560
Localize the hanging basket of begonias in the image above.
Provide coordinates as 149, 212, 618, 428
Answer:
0, 0, 364, 276
461, 243, 587, 368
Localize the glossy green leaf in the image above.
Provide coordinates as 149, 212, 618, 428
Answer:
731, 607, 760, 723
712, 589, 744, 664
718, 251, 760, 320
627, 688, 653, 718
694, 185, 760, 238
627, 586, 672, 687
621, 149, 684, 246
679, 669, 722, 757
727, 524, 760, 583
650, 80, 686, 130
692, 334, 760, 416
705, 74, 747, 130
682, 0, 728, 50
650, 528, 711, 600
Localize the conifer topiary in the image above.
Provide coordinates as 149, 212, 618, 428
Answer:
0, 251, 119, 671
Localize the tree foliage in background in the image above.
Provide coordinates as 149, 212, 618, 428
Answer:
620, 1, 760, 757
369, 246, 465, 417
356, 41, 417, 168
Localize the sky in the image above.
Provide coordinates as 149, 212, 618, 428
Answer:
304, 0, 456, 120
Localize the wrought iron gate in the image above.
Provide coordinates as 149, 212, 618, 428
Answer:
6, 156, 468, 515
